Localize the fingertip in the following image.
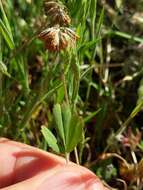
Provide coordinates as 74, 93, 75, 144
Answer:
0, 138, 9, 143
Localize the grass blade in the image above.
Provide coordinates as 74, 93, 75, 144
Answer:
0, 19, 14, 49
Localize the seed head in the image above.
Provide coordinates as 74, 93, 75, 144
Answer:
38, 26, 79, 51
44, 0, 71, 26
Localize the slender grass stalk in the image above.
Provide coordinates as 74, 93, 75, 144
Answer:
61, 59, 80, 165
0, 35, 2, 99
19, 83, 62, 130
61, 63, 70, 163
90, 0, 97, 59
61, 68, 70, 106
74, 147, 79, 165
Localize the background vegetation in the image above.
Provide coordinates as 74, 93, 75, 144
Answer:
1, 0, 143, 189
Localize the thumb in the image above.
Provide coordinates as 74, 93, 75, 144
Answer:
0, 138, 108, 190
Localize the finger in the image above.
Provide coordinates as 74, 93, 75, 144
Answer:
0, 138, 64, 188
0, 138, 107, 190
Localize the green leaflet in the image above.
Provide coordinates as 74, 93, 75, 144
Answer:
65, 113, 83, 153
53, 104, 66, 146
41, 126, 59, 153
61, 103, 71, 142
53, 103, 84, 153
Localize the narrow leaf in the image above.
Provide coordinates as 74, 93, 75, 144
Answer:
53, 104, 65, 146
0, 19, 14, 49
71, 60, 80, 103
61, 103, 71, 142
0, 61, 11, 77
84, 108, 101, 123
0, 1, 14, 48
96, 7, 104, 37
65, 114, 83, 153
0, 1, 12, 34
41, 125, 59, 153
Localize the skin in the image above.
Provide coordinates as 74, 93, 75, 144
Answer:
0, 138, 108, 190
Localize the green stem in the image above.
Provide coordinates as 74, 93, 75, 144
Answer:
61, 64, 70, 163
61, 70, 69, 105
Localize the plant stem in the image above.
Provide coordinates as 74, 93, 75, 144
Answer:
61, 64, 80, 165
61, 64, 70, 163
61, 70, 69, 105
65, 152, 70, 164
74, 147, 80, 165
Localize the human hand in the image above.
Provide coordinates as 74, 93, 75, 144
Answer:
0, 138, 108, 190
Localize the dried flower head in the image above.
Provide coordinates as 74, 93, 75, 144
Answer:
44, 0, 71, 26
120, 159, 143, 182
38, 26, 79, 51
120, 128, 141, 150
